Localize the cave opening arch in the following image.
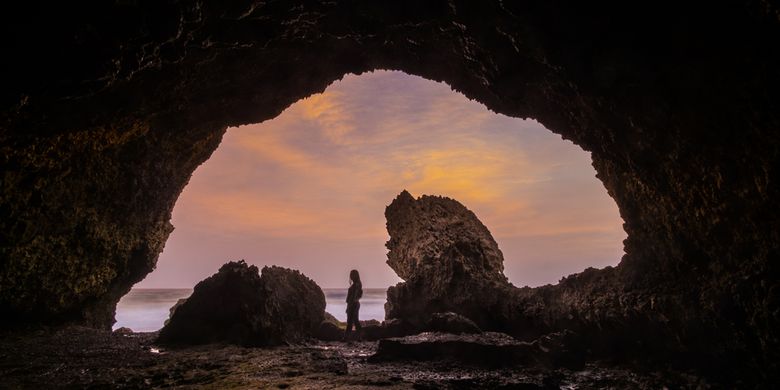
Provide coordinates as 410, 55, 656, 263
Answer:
116, 70, 627, 331
1, 0, 777, 382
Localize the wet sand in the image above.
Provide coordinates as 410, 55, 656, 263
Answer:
0, 327, 708, 389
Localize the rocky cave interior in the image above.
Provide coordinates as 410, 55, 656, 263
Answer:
1, 0, 778, 386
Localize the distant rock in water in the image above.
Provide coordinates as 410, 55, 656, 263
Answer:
384, 191, 513, 329
157, 260, 325, 346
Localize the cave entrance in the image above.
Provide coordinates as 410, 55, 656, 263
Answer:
114, 70, 626, 331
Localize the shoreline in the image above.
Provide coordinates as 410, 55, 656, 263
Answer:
114, 288, 389, 332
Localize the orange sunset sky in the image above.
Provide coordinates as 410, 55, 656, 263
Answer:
137, 70, 626, 289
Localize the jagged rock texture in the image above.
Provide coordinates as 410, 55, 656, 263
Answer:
384, 191, 510, 328
427, 312, 482, 335
0, 0, 778, 384
382, 192, 721, 370
369, 331, 584, 370
385, 191, 506, 282
257, 265, 327, 344
157, 261, 325, 346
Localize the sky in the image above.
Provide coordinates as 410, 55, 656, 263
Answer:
137, 70, 626, 289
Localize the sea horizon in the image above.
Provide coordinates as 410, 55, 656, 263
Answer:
127, 287, 390, 290
114, 287, 389, 332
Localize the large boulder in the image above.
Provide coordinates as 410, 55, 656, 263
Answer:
157, 260, 325, 346
257, 265, 328, 344
384, 191, 514, 329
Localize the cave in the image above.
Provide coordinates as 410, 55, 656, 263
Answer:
1, 0, 778, 386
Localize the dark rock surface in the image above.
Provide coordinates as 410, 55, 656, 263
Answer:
383, 191, 779, 383
361, 319, 417, 341
0, 326, 708, 389
113, 327, 133, 335
532, 330, 587, 371
0, 0, 778, 385
370, 331, 583, 370
385, 191, 506, 283
370, 332, 535, 367
315, 314, 417, 342
257, 265, 327, 344
314, 311, 344, 341
157, 261, 324, 346
427, 312, 482, 334
378, 318, 417, 339
384, 191, 511, 329
163, 298, 187, 327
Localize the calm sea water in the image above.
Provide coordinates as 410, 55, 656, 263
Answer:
114, 288, 387, 332
323, 288, 387, 323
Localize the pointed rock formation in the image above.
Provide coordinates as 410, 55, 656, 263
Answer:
385, 190, 507, 282
384, 191, 514, 329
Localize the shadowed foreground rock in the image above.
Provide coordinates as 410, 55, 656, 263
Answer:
0, 326, 708, 389
315, 313, 417, 342
427, 312, 482, 334
157, 261, 325, 346
369, 331, 584, 370
314, 312, 344, 341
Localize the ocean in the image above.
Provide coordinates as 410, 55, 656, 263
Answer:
113, 287, 388, 332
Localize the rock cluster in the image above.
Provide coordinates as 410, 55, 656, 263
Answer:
380, 192, 689, 359
314, 313, 416, 342
157, 261, 325, 346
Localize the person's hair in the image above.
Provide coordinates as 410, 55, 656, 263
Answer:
349, 269, 361, 285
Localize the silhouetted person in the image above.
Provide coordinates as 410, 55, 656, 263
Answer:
344, 269, 363, 340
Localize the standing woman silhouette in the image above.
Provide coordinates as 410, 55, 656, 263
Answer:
344, 269, 363, 340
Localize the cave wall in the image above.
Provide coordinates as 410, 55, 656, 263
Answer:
1, 0, 778, 379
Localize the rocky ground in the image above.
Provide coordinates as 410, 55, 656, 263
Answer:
0, 327, 711, 389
